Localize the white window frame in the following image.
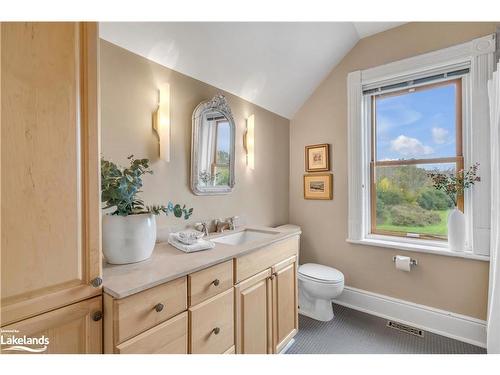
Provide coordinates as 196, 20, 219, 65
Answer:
347, 34, 496, 260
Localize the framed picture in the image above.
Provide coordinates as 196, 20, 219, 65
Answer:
305, 143, 330, 172
304, 173, 333, 200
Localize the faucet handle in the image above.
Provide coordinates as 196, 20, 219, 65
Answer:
228, 216, 239, 230
194, 221, 209, 236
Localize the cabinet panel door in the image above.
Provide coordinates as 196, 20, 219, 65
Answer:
235, 268, 273, 354
1, 296, 102, 354
1, 22, 100, 325
272, 256, 298, 353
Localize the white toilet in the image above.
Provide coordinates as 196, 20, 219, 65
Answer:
298, 263, 344, 321
275, 224, 345, 322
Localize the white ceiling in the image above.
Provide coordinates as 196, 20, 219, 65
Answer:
100, 22, 404, 118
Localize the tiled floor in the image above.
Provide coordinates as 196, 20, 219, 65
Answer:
287, 304, 486, 354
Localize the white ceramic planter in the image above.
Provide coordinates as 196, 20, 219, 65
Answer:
102, 213, 157, 264
448, 207, 466, 252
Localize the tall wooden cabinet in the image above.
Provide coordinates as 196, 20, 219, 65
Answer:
1, 22, 101, 353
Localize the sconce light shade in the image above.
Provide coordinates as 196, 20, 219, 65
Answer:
152, 83, 170, 162
244, 114, 255, 169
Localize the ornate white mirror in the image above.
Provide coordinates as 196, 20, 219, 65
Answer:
191, 94, 235, 195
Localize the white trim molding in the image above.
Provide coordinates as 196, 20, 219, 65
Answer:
334, 286, 487, 348
347, 33, 496, 258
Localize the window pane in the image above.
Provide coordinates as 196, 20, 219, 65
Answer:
375, 82, 457, 161
216, 121, 230, 165
214, 165, 229, 186
374, 163, 456, 238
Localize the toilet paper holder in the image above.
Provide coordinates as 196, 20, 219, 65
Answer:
392, 256, 418, 266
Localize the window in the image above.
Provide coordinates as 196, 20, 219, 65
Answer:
213, 120, 230, 185
346, 33, 494, 258
370, 79, 463, 240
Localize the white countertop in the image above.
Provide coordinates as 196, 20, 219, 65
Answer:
103, 225, 301, 299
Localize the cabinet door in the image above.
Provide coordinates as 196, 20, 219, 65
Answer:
1, 296, 102, 354
272, 256, 298, 353
1, 22, 101, 326
234, 268, 273, 354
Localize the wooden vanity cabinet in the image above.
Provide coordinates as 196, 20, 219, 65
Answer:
103, 235, 300, 354
1, 22, 101, 353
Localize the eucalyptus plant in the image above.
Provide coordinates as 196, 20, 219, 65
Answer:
101, 155, 193, 219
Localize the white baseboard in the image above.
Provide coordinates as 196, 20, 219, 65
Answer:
333, 286, 487, 348
279, 338, 296, 354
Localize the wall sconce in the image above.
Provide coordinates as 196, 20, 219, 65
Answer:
243, 114, 255, 169
152, 83, 170, 162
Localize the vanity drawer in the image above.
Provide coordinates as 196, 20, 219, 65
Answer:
188, 260, 233, 306
189, 288, 234, 354
116, 312, 188, 354
235, 236, 299, 283
114, 277, 187, 344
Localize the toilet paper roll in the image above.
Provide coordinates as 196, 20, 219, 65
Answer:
395, 255, 411, 272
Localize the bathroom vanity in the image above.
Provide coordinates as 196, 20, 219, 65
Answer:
102, 226, 301, 354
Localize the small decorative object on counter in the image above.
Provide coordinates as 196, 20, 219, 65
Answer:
168, 231, 215, 253
428, 163, 480, 252
176, 230, 205, 245
101, 155, 194, 264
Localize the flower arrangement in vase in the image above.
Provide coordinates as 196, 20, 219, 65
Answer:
428, 163, 480, 251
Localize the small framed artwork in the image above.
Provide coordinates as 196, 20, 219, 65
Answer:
304, 173, 333, 200
305, 143, 330, 172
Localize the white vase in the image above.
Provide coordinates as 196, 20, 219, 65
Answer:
448, 207, 466, 252
102, 213, 157, 264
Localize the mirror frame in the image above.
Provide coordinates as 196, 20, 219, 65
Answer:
190, 94, 236, 195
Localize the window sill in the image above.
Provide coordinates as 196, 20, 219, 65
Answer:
346, 236, 490, 261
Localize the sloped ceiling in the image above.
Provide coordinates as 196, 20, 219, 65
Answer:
100, 22, 404, 118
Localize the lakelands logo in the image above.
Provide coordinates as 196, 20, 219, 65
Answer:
0, 329, 49, 353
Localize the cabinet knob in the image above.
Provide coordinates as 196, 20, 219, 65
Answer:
92, 311, 103, 322
212, 279, 220, 286
90, 277, 102, 288
154, 303, 164, 312
212, 327, 221, 335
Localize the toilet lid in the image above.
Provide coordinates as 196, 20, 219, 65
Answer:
298, 263, 344, 284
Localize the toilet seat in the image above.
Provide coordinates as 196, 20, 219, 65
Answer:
298, 263, 344, 285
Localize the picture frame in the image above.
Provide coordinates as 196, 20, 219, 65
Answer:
303, 173, 333, 200
305, 143, 330, 172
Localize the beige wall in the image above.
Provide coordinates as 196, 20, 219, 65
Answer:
290, 22, 499, 320
100, 40, 290, 233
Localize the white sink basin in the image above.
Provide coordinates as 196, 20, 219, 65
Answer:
212, 229, 277, 246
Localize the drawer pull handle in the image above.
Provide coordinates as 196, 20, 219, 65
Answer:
92, 311, 103, 322
212, 279, 220, 287
90, 277, 102, 288
154, 303, 164, 312
212, 327, 221, 335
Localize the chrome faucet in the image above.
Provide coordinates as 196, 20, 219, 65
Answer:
215, 216, 238, 233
